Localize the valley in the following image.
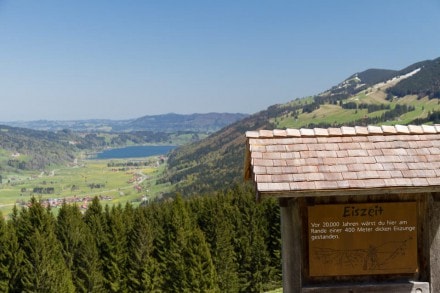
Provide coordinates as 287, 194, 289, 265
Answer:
0, 154, 171, 217
2, 58, 440, 210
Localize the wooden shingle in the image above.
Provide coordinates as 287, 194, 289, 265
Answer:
245, 125, 440, 199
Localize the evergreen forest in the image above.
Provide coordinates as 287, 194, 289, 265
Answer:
0, 184, 281, 292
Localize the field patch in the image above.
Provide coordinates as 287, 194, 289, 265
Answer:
0, 156, 171, 216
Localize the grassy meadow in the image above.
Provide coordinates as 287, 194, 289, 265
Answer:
0, 155, 171, 217
274, 88, 440, 129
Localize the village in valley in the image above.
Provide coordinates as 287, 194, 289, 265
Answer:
0, 152, 169, 216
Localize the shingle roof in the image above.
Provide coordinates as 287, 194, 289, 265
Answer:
244, 125, 440, 199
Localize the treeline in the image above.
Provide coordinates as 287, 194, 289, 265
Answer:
107, 161, 153, 168
341, 102, 391, 113
350, 104, 415, 126
412, 110, 440, 124
7, 160, 27, 170
32, 187, 55, 194
74, 131, 173, 150
0, 184, 281, 292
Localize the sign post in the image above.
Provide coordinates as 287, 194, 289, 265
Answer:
245, 126, 440, 292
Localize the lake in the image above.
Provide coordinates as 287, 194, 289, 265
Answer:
94, 145, 176, 159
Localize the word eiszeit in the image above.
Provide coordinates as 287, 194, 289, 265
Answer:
342, 205, 384, 217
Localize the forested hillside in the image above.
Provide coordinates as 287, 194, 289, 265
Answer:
164, 57, 440, 197
163, 109, 274, 196
387, 57, 440, 99
0, 125, 200, 171
127, 112, 249, 132
0, 185, 281, 292
3, 113, 248, 133
0, 126, 78, 170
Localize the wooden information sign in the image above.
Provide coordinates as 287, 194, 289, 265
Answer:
308, 202, 417, 277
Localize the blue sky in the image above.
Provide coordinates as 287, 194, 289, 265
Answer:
1, 0, 439, 121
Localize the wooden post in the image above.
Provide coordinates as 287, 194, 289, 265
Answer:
280, 198, 302, 293
430, 193, 440, 292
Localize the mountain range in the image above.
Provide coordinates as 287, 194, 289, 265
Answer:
163, 56, 440, 197
2, 112, 248, 133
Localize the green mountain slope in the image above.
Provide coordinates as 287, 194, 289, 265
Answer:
163, 110, 275, 195
126, 112, 249, 132
165, 57, 440, 197
0, 126, 78, 171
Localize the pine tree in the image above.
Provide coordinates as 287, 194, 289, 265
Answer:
122, 202, 135, 232
161, 195, 190, 291
83, 196, 107, 252
56, 203, 85, 271
184, 228, 218, 292
13, 197, 75, 292
148, 202, 167, 290
161, 194, 218, 292
125, 207, 160, 292
56, 203, 104, 292
214, 197, 239, 292
230, 185, 271, 292
0, 212, 12, 291
83, 197, 110, 292
101, 204, 127, 292
74, 231, 105, 293
0, 185, 282, 292
262, 198, 282, 288
7, 206, 23, 292
191, 194, 238, 292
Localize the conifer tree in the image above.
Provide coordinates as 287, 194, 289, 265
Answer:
184, 228, 218, 292
56, 203, 85, 271
125, 207, 160, 292
230, 185, 271, 292
13, 198, 75, 292
0, 185, 282, 292
214, 197, 239, 292
191, 194, 238, 292
0, 212, 12, 291
56, 203, 104, 292
83, 196, 107, 252
262, 198, 282, 285
161, 194, 218, 292
7, 206, 24, 292
161, 195, 191, 291
147, 202, 167, 290
122, 202, 135, 232
101, 204, 127, 292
